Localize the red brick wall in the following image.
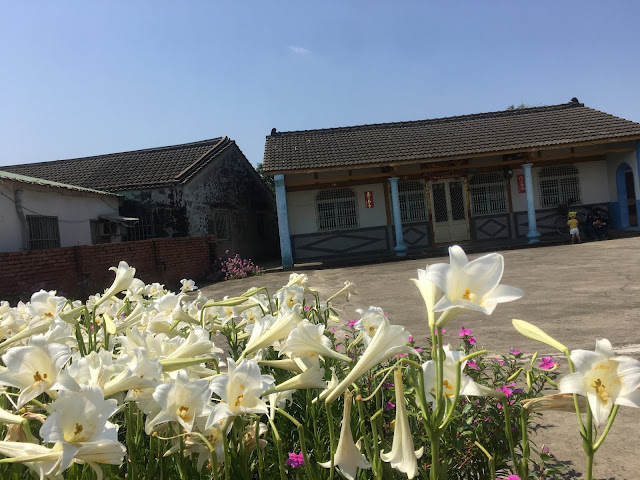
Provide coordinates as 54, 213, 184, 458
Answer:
0, 236, 218, 300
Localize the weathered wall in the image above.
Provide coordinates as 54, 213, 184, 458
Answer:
0, 179, 120, 253
0, 236, 217, 299
183, 144, 278, 260
119, 187, 189, 238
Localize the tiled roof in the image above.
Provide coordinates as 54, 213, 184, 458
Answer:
0, 170, 120, 196
263, 99, 640, 173
2, 137, 231, 192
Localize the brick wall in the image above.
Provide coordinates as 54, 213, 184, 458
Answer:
0, 236, 218, 300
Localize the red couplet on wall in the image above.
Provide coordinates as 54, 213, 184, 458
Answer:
516, 174, 526, 193
364, 191, 374, 208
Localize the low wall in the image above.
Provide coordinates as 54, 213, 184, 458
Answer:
0, 236, 218, 300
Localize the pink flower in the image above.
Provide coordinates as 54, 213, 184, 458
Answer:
384, 401, 395, 410
541, 444, 550, 454
538, 356, 556, 370
440, 328, 446, 334
330, 328, 337, 333
347, 320, 358, 328
285, 452, 305, 468
304, 306, 310, 311
408, 335, 413, 342
415, 347, 423, 353
509, 347, 522, 356
467, 361, 481, 370
458, 326, 472, 337
497, 383, 515, 397
468, 337, 476, 345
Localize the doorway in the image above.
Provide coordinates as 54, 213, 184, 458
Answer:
625, 168, 638, 227
429, 178, 471, 243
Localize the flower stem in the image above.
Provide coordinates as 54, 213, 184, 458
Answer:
325, 399, 336, 480
266, 415, 287, 480
593, 405, 619, 452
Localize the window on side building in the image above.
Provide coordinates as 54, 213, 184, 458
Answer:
393, 180, 428, 223
469, 172, 508, 216
26, 215, 61, 250
316, 188, 359, 232
212, 210, 231, 241
538, 165, 581, 208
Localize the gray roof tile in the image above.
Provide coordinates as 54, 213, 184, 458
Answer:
3, 137, 231, 191
263, 100, 640, 173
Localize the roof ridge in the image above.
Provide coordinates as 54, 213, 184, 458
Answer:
2, 137, 224, 169
268, 100, 584, 137
173, 136, 230, 182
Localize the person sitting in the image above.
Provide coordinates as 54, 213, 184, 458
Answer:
589, 209, 609, 240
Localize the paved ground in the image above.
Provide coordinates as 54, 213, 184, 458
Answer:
200, 237, 640, 479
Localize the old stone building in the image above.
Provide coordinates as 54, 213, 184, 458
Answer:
4, 137, 278, 260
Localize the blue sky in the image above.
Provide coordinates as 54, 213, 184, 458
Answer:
1, 1, 639, 168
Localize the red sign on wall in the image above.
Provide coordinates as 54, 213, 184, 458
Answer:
364, 191, 374, 208
516, 174, 526, 193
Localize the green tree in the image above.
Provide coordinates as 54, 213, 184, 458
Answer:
256, 162, 275, 195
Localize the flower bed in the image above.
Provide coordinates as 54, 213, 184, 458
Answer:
0, 246, 636, 479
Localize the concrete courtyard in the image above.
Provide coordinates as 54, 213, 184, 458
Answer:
200, 237, 640, 479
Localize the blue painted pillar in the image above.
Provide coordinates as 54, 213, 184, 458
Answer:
636, 140, 640, 218
388, 177, 407, 256
614, 163, 630, 229
274, 174, 293, 269
521, 163, 541, 243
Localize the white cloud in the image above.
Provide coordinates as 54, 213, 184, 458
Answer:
288, 45, 310, 55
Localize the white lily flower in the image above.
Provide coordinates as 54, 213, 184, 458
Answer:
280, 319, 351, 363
268, 366, 327, 393
25, 290, 67, 320
40, 385, 123, 472
267, 390, 293, 419
0, 441, 65, 479
165, 412, 227, 471
323, 318, 417, 403
180, 279, 198, 293
327, 281, 357, 303
207, 358, 274, 428
423, 246, 524, 325
411, 268, 443, 326
0, 334, 72, 407
148, 369, 212, 432
354, 306, 386, 347
241, 310, 300, 358
381, 369, 424, 478
95, 261, 136, 308
319, 391, 371, 479
559, 339, 640, 427
422, 345, 499, 403
276, 285, 305, 311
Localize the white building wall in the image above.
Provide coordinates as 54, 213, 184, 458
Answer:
0, 179, 120, 252
509, 159, 609, 212
287, 182, 388, 235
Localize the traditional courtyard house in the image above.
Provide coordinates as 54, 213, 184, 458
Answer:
263, 99, 640, 268
0, 170, 122, 252
3, 137, 279, 260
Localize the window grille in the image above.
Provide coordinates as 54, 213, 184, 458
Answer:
316, 188, 359, 232
26, 215, 61, 250
539, 165, 581, 208
90, 220, 117, 245
469, 173, 508, 216
213, 210, 231, 241
124, 215, 153, 242
397, 180, 427, 223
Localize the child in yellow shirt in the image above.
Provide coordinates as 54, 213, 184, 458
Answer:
567, 212, 580, 244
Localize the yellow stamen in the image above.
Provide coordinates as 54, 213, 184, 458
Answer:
462, 289, 472, 300
235, 394, 244, 407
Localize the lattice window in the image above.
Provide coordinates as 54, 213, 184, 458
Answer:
124, 215, 154, 242
316, 188, 359, 232
212, 210, 231, 241
397, 180, 427, 223
26, 215, 61, 250
539, 165, 581, 208
469, 173, 508, 216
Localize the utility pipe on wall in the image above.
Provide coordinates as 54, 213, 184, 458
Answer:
14, 189, 29, 250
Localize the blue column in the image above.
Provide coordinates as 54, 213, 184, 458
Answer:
274, 174, 293, 269
636, 141, 640, 219
521, 163, 541, 243
388, 177, 407, 256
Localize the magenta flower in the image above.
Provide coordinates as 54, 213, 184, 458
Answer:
304, 306, 310, 311
538, 356, 556, 370
458, 326, 472, 337
348, 319, 358, 328
285, 452, 305, 468
509, 347, 522, 356
468, 337, 476, 345
408, 335, 413, 342
384, 401, 395, 410
467, 361, 481, 371
497, 383, 514, 397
